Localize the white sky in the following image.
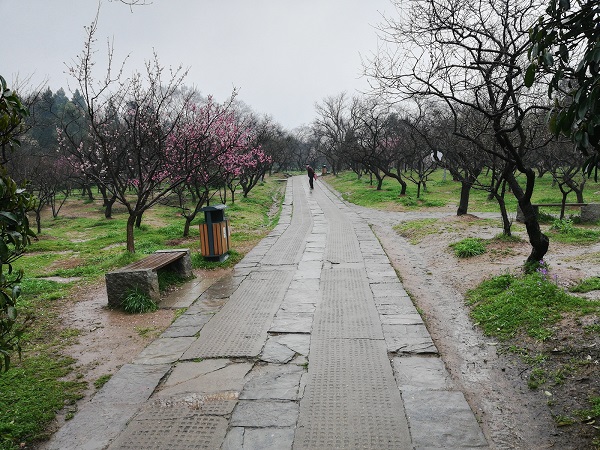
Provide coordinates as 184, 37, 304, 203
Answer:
2, 0, 396, 130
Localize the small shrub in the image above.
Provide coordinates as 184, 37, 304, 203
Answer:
120, 288, 158, 314
524, 258, 550, 275
551, 218, 575, 234
450, 238, 486, 258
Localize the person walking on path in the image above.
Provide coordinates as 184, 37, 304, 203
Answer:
306, 164, 316, 189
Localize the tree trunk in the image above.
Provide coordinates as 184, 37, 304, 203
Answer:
126, 215, 136, 253
104, 195, 117, 219
36, 210, 42, 234
506, 170, 549, 265
560, 191, 569, 220
183, 217, 192, 237
457, 180, 472, 215
135, 212, 143, 228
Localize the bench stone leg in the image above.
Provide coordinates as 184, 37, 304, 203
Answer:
105, 269, 160, 307
581, 204, 600, 222
155, 249, 193, 278
516, 205, 539, 223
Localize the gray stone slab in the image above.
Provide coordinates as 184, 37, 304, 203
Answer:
368, 274, 402, 283
230, 400, 299, 427
182, 270, 294, 359
363, 255, 391, 264
156, 360, 253, 398
365, 263, 397, 274
279, 300, 316, 313
313, 267, 383, 339
269, 311, 313, 333
383, 324, 438, 354
108, 413, 228, 449
261, 339, 296, 363
240, 364, 304, 400
222, 427, 244, 450
376, 302, 419, 315
160, 277, 218, 309
140, 393, 237, 416
393, 356, 454, 390
373, 293, 415, 309
381, 313, 424, 326
261, 333, 311, 363
370, 282, 407, 297
403, 390, 488, 448
276, 333, 311, 355
185, 294, 229, 314
133, 336, 196, 365
244, 427, 295, 450
294, 260, 323, 279
46, 364, 170, 450
287, 278, 320, 292
160, 325, 203, 338
295, 338, 411, 449
301, 250, 323, 262
171, 312, 212, 328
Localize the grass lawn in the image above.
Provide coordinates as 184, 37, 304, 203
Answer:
324, 169, 600, 213
0, 176, 285, 450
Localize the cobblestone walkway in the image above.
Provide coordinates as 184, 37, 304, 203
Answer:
46, 176, 489, 450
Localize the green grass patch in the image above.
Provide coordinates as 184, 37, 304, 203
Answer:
548, 219, 600, 244
570, 277, 600, 293
393, 219, 440, 244
491, 232, 524, 243
325, 170, 600, 213
0, 355, 85, 449
574, 397, 600, 421
192, 249, 243, 270
120, 288, 158, 314
466, 273, 600, 341
93, 374, 112, 390
157, 270, 191, 292
450, 238, 487, 258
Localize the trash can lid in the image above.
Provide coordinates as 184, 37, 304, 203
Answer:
201, 204, 227, 212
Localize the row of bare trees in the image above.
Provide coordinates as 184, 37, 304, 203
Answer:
309, 0, 594, 267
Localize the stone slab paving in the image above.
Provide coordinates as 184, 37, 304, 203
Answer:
45, 364, 171, 450
181, 269, 295, 359
46, 176, 489, 449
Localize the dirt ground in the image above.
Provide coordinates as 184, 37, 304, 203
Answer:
51, 206, 599, 449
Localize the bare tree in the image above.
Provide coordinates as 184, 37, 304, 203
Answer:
313, 93, 360, 175
368, 0, 552, 265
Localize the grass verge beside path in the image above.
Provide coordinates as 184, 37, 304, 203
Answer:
0, 176, 285, 450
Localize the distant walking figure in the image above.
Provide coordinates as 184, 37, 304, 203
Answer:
306, 164, 316, 189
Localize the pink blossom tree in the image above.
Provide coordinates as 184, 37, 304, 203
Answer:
164, 97, 267, 236
61, 13, 195, 252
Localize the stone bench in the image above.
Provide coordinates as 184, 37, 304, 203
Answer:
105, 249, 193, 307
516, 203, 600, 222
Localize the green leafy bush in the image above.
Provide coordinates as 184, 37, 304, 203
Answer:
551, 218, 575, 234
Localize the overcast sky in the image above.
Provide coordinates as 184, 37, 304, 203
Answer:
2, 0, 396, 130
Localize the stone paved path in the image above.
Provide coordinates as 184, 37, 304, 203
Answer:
46, 176, 489, 450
